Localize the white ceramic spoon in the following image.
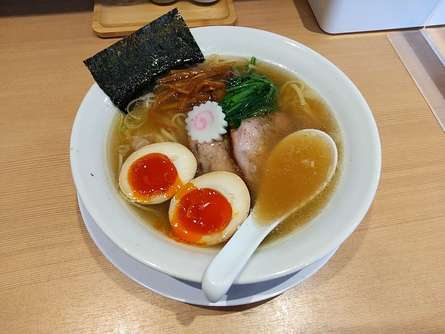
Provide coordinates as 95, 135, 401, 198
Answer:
202, 129, 338, 302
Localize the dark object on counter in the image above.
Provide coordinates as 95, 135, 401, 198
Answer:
83, 8, 205, 112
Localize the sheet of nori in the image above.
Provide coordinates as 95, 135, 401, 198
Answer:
83, 9, 204, 112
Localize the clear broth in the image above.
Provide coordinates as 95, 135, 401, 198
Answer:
108, 57, 343, 246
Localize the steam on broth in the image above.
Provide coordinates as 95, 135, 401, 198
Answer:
109, 56, 342, 246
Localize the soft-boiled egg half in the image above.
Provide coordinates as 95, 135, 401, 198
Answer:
119, 142, 197, 204
168, 171, 251, 246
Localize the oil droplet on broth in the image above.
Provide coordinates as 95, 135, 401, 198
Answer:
254, 131, 335, 223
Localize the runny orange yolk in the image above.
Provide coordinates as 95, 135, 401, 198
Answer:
171, 185, 232, 244
128, 153, 181, 201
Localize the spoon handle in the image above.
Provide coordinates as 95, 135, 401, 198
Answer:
202, 214, 275, 302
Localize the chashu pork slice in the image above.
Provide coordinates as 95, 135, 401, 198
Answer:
230, 112, 298, 196
189, 137, 241, 176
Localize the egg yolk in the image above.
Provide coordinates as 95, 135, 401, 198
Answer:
128, 153, 181, 201
171, 186, 232, 244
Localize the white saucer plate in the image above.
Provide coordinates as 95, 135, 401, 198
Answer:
78, 195, 338, 307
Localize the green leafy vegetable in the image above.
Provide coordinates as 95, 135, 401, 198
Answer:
221, 57, 278, 128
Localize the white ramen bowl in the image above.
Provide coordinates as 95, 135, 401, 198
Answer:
70, 26, 381, 284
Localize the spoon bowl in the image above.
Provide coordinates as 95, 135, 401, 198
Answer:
202, 129, 338, 302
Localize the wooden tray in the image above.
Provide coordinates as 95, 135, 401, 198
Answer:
92, 0, 237, 38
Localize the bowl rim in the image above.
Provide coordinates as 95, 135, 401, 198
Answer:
70, 26, 381, 284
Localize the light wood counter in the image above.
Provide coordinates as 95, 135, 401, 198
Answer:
1, 0, 444, 332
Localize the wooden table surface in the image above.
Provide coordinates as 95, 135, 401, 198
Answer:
1, 0, 444, 332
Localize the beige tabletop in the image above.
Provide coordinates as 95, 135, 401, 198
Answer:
1, 0, 445, 333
